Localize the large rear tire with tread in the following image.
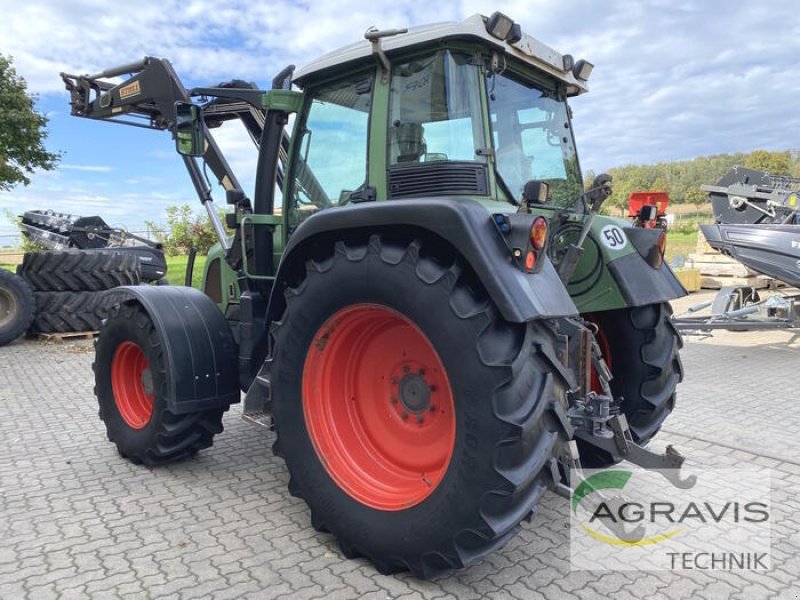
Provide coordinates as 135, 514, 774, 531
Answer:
20, 250, 141, 292
93, 302, 225, 466
270, 235, 570, 578
0, 270, 35, 346
579, 302, 683, 467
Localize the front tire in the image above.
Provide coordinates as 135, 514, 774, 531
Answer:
580, 302, 683, 467
93, 302, 225, 465
270, 235, 570, 577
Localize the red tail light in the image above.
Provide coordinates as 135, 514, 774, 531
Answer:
530, 217, 548, 251
525, 251, 536, 271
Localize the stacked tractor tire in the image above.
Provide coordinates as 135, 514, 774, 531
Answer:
3, 250, 141, 343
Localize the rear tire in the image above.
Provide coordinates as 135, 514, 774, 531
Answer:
93, 302, 225, 465
20, 250, 141, 292
579, 302, 683, 467
0, 270, 35, 346
270, 235, 570, 577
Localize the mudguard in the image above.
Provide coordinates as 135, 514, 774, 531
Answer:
111, 285, 240, 414
552, 215, 686, 313
267, 197, 578, 325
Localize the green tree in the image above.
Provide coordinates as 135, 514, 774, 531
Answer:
0, 54, 60, 190
146, 204, 228, 256
743, 150, 791, 174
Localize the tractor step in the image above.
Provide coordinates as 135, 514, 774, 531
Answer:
241, 409, 272, 429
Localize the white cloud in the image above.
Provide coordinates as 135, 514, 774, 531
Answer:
59, 164, 114, 172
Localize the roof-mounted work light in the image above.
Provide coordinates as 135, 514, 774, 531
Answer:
572, 59, 594, 81
486, 12, 522, 43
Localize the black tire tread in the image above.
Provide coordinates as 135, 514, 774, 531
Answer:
271, 234, 571, 578
593, 302, 683, 445
30, 290, 116, 334
628, 302, 683, 442
0, 270, 36, 346
20, 250, 141, 292
94, 302, 225, 466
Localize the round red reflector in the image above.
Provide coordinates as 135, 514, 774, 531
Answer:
525, 251, 536, 271
531, 217, 548, 250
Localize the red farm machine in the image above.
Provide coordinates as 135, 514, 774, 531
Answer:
628, 191, 670, 229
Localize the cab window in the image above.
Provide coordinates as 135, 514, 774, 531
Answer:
288, 73, 373, 228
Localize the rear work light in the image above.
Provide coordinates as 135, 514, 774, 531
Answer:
530, 217, 548, 251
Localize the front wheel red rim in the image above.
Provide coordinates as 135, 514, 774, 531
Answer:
302, 304, 456, 511
111, 341, 154, 429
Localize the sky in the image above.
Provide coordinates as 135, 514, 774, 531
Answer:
1, 0, 798, 245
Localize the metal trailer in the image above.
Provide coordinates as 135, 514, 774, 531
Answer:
673, 285, 800, 334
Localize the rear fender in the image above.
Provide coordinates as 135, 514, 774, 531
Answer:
557, 215, 686, 312
110, 285, 240, 414
265, 197, 579, 328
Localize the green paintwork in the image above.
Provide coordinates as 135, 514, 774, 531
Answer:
368, 66, 389, 200
203, 242, 240, 314
563, 215, 635, 313
530, 206, 639, 312
261, 90, 304, 113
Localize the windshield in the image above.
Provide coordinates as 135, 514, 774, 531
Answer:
488, 72, 583, 206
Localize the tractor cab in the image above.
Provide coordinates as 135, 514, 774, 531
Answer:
283, 13, 592, 231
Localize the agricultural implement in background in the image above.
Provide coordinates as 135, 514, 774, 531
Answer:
702, 166, 800, 225
61, 12, 689, 577
0, 209, 163, 346
672, 167, 800, 334
20, 209, 167, 283
628, 191, 669, 229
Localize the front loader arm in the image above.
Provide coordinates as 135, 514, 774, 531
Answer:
61, 58, 245, 195
62, 57, 188, 130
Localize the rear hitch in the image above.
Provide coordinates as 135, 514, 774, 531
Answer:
573, 414, 697, 489
560, 318, 696, 491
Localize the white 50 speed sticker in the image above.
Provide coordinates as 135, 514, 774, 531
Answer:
599, 224, 628, 250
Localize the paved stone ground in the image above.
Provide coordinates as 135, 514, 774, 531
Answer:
1, 293, 799, 599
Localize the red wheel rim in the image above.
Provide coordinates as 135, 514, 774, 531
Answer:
587, 317, 612, 394
111, 341, 154, 429
302, 304, 456, 511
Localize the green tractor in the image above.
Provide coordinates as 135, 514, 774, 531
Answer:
64, 12, 686, 577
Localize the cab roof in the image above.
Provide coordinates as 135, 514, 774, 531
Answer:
293, 13, 590, 96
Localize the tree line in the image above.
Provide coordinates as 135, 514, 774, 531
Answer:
584, 150, 800, 212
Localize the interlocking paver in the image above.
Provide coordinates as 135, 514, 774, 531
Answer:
1, 292, 798, 599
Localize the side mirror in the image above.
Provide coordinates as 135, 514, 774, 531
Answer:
174, 102, 204, 157
587, 173, 613, 211
523, 180, 550, 205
